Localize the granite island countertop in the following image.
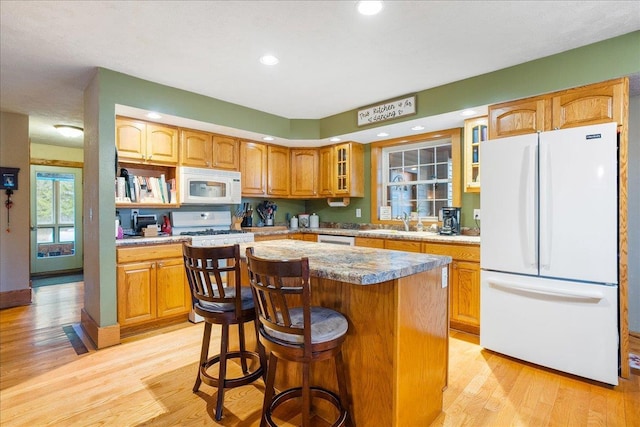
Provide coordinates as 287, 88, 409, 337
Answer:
238, 239, 451, 285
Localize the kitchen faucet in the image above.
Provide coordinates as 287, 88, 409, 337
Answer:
400, 212, 410, 232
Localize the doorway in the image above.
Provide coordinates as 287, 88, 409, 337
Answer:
30, 165, 83, 275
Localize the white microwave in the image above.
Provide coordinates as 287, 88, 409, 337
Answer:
178, 167, 242, 205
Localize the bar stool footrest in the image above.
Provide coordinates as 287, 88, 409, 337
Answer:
199, 350, 263, 389
266, 386, 348, 427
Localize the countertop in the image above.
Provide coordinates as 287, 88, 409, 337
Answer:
237, 240, 451, 285
114, 227, 481, 247
258, 227, 481, 245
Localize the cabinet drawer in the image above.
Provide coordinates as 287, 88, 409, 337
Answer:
355, 237, 385, 248
117, 243, 184, 263
422, 242, 480, 262
385, 239, 422, 253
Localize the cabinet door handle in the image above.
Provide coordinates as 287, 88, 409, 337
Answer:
452, 262, 458, 269
151, 263, 156, 269
157, 263, 163, 268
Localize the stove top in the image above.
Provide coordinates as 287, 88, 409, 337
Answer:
179, 229, 246, 236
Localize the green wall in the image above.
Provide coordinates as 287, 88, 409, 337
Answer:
86, 31, 640, 329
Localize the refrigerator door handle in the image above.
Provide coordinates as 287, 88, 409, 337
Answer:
521, 145, 536, 268
488, 279, 604, 302
540, 144, 552, 270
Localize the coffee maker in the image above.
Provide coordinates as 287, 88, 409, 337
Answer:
439, 207, 461, 235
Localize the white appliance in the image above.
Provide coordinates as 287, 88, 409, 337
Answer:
171, 210, 254, 323
317, 234, 355, 246
480, 122, 619, 385
178, 167, 242, 205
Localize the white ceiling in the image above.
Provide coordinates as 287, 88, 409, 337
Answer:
1, 1, 639, 149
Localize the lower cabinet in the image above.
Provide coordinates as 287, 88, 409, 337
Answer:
116, 244, 190, 328
423, 242, 480, 335
449, 260, 480, 335
355, 237, 481, 334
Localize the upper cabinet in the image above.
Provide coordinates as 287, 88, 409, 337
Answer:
551, 79, 627, 130
488, 78, 627, 139
488, 95, 550, 139
267, 145, 290, 197
290, 149, 319, 197
319, 142, 364, 197
463, 116, 487, 193
240, 141, 268, 196
180, 130, 239, 170
116, 117, 178, 165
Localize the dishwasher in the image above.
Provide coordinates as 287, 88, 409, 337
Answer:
317, 234, 355, 246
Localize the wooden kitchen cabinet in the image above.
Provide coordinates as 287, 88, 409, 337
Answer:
423, 242, 480, 334
463, 116, 487, 193
116, 244, 190, 329
318, 142, 364, 197
267, 145, 290, 197
385, 239, 422, 253
318, 146, 334, 197
551, 78, 627, 129
116, 117, 178, 165
488, 95, 550, 139
180, 130, 239, 170
240, 141, 268, 196
355, 237, 385, 248
290, 149, 319, 197
488, 78, 627, 139
449, 260, 480, 335
240, 141, 290, 197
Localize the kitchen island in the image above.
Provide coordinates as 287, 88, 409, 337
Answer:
236, 240, 452, 427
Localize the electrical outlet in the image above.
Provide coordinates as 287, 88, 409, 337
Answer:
473, 209, 481, 220
355, 208, 362, 218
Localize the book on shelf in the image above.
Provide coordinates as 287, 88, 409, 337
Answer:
116, 174, 174, 204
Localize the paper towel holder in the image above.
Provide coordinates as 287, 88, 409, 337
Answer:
327, 197, 350, 207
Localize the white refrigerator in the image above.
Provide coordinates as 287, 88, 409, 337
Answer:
480, 122, 619, 385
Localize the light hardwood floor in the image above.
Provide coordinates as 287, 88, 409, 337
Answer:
1, 282, 638, 426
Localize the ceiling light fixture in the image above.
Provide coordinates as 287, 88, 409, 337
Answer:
357, 1, 383, 16
262, 136, 274, 141
146, 112, 162, 119
259, 55, 279, 66
54, 124, 84, 138
329, 137, 341, 142
460, 109, 477, 117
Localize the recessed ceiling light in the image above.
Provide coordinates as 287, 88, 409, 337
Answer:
460, 109, 477, 117
377, 132, 389, 137
262, 136, 274, 141
146, 112, 162, 119
329, 137, 341, 142
54, 124, 83, 138
259, 55, 279, 66
411, 125, 424, 131
357, 1, 383, 16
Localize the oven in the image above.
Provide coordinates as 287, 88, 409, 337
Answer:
171, 211, 255, 323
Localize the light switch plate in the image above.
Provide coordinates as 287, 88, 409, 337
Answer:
473, 209, 481, 220
355, 208, 361, 218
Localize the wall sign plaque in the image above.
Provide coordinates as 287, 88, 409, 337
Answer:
357, 95, 416, 127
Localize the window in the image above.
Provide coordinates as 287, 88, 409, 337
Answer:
370, 129, 461, 225
384, 139, 452, 219
35, 172, 76, 258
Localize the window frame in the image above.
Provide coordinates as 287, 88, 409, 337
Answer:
369, 128, 462, 227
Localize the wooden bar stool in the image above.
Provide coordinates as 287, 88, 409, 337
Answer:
245, 247, 351, 427
182, 243, 265, 421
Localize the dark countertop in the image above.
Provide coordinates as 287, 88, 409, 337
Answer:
238, 240, 451, 285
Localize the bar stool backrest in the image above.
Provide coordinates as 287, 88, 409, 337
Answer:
183, 243, 243, 315
245, 247, 312, 354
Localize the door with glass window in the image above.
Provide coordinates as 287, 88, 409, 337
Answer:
30, 166, 83, 274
